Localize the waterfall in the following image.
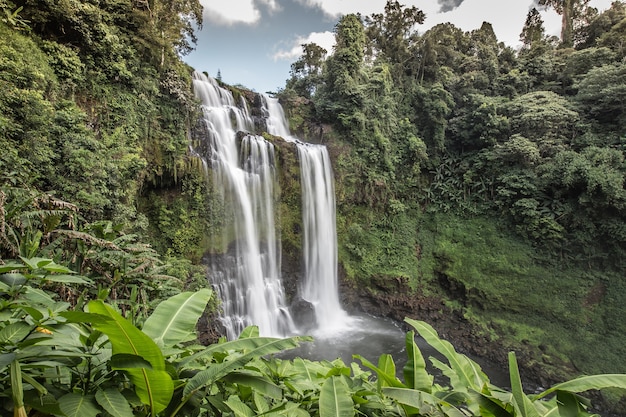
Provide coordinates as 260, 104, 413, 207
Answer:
192, 72, 294, 338
262, 95, 349, 330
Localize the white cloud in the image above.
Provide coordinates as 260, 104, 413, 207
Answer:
295, 0, 386, 17
200, 0, 280, 25
272, 31, 335, 62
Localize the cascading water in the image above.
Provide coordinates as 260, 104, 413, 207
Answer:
192, 72, 294, 338
261, 95, 350, 331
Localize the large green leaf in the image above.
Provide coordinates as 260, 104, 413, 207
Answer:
182, 336, 308, 398
0, 262, 25, 273
142, 289, 212, 347
178, 335, 312, 369
534, 374, 626, 400
382, 386, 456, 412
508, 352, 541, 417
110, 353, 153, 370
19, 256, 72, 273
253, 391, 269, 413
403, 330, 432, 392
290, 357, 327, 392
319, 376, 354, 417
238, 325, 260, 338
43, 274, 92, 285
87, 300, 173, 414
23, 392, 63, 415
58, 311, 113, 324
406, 318, 487, 392
293, 357, 317, 382
19, 257, 54, 271
353, 354, 405, 388
472, 390, 515, 417
95, 388, 133, 417
0, 322, 32, 344
555, 391, 586, 417
224, 395, 255, 417
0, 272, 26, 286
223, 371, 283, 399
0, 353, 16, 371
58, 393, 101, 417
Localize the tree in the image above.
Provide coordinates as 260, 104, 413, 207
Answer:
594, 2, 626, 59
364, 0, 425, 81
466, 22, 500, 83
574, 63, 626, 128
143, 0, 203, 66
286, 42, 327, 97
520, 7, 546, 49
538, 0, 591, 47
448, 94, 509, 151
412, 83, 454, 152
415, 23, 470, 84
14, 0, 202, 68
317, 14, 366, 127
578, 0, 626, 50
506, 91, 579, 156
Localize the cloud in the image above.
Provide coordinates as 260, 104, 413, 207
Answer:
201, 0, 280, 25
437, 0, 465, 12
272, 31, 335, 62
294, 0, 386, 18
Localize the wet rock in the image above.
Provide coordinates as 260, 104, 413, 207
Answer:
290, 296, 317, 332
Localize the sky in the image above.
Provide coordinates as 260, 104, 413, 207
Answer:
183, 0, 615, 94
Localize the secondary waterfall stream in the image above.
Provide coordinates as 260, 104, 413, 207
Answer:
262, 95, 349, 331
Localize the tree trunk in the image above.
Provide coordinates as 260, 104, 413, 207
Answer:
561, 0, 573, 47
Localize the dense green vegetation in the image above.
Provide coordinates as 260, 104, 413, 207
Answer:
0, 0, 213, 284
2, 0, 626, 415
280, 0, 626, 402
4, 270, 625, 416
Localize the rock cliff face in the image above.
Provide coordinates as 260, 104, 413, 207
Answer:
337, 271, 559, 389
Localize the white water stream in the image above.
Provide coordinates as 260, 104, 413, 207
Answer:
261, 95, 351, 333
192, 72, 294, 338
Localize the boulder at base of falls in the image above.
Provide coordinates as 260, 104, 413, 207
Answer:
290, 296, 317, 332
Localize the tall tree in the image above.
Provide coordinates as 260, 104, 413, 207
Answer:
364, 0, 425, 79
317, 14, 366, 128
416, 23, 470, 83
520, 7, 546, 49
538, 0, 591, 47
581, 1, 626, 54
134, 0, 203, 66
287, 42, 327, 97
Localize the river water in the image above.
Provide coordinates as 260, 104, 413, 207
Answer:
278, 312, 510, 388
280, 313, 407, 366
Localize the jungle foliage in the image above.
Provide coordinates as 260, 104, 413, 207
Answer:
2, 276, 626, 416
